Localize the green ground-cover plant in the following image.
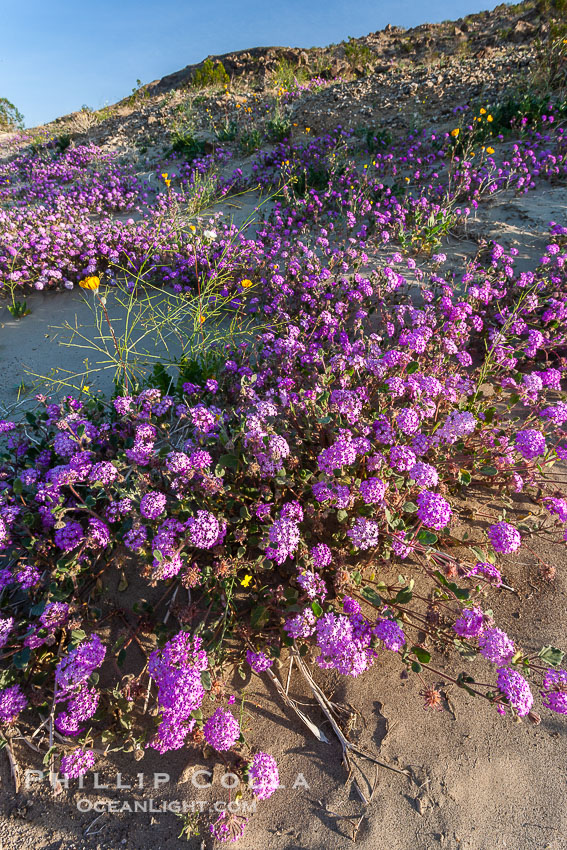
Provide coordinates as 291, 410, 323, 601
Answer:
266, 106, 291, 142
239, 128, 263, 155
169, 100, 206, 158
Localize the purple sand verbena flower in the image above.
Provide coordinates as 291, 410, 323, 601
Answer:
203, 708, 240, 751
248, 752, 280, 799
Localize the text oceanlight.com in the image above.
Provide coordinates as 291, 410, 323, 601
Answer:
75, 798, 258, 814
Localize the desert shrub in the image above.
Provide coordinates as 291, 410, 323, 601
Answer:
55, 134, 72, 153
127, 78, 150, 107
68, 106, 98, 134
192, 58, 230, 90
0, 97, 24, 130
343, 36, 374, 67
270, 58, 310, 90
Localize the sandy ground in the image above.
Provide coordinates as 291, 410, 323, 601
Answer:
0, 177, 566, 850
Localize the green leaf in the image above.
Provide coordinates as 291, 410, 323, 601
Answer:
394, 586, 413, 604
361, 586, 382, 607
434, 571, 470, 600
337, 509, 348, 522
417, 530, 438, 546
480, 466, 498, 476
470, 546, 493, 563
250, 605, 269, 629
456, 672, 477, 697
12, 478, 23, 496
453, 639, 478, 661
411, 646, 431, 664
384, 508, 396, 528
201, 670, 212, 690
13, 647, 31, 670
458, 470, 472, 486
538, 645, 565, 668
311, 601, 323, 617
218, 454, 239, 470
406, 361, 419, 374
403, 501, 418, 513
411, 661, 422, 673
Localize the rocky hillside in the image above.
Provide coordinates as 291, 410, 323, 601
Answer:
13, 0, 561, 159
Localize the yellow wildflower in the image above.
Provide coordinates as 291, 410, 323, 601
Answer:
79, 276, 100, 291
486, 146, 495, 154
240, 575, 253, 588
480, 107, 486, 115
240, 278, 254, 288
305, 127, 311, 133
451, 128, 460, 138
487, 115, 493, 122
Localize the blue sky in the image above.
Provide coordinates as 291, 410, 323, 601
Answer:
2, 0, 507, 127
